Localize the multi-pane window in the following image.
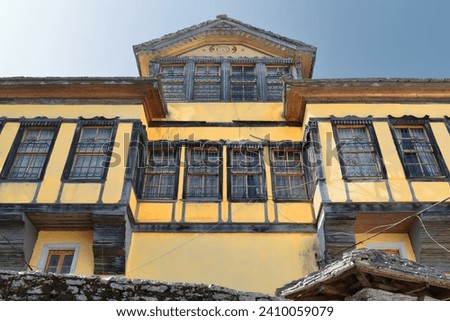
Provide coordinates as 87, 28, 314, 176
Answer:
193, 64, 221, 101
184, 146, 221, 199
3, 126, 57, 180
142, 145, 179, 199
229, 147, 265, 201
334, 125, 384, 178
160, 64, 185, 101
231, 65, 257, 101
44, 250, 75, 274
392, 125, 445, 178
271, 147, 308, 200
266, 65, 290, 101
68, 126, 114, 180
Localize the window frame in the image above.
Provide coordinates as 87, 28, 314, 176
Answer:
155, 58, 294, 102
389, 118, 448, 180
366, 242, 408, 259
193, 64, 221, 101
159, 63, 186, 101
140, 141, 180, 201
230, 64, 258, 102
269, 142, 310, 202
62, 120, 118, 182
183, 142, 223, 201
332, 120, 386, 180
37, 243, 80, 274
227, 144, 267, 202
0, 120, 60, 181
265, 65, 290, 102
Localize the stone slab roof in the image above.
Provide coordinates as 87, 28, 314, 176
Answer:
276, 249, 450, 301
133, 14, 316, 52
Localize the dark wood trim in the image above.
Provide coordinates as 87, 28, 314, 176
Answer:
0, 119, 62, 181
227, 146, 268, 202
148, 121, 302, 127
268, 144, 310, 202
331, 119, 387, 180
388, 119, 449, 179
61, 119, 119, 182
132, 223, 316, 233
138, 141, 181, 201
182, 142, 223, 201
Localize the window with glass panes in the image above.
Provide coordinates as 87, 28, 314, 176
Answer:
142, 145, 179, 199
185, 146, 221, 199
230, 65, 257, 101
392, 125, 445, 178
44, 250, 74, 274
68, 126, 114, 180
193, 64, 221, 101
271, 148, 308, 200
160, 64, 185, 101
334, 125, 384, 178
266, 65, 289, 101
229, 147, 265, 201
3, 126, 57, 180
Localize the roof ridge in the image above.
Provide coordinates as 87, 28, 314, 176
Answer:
133, 15, 316, 51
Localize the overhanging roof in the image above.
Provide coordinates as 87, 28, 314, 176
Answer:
0, 77, 167, 125
284, 78, 450, 125
276, 249, 450, 301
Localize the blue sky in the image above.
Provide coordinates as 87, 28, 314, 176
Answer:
1, 0, 449, 78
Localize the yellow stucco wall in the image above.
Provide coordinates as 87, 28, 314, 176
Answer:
166, 102, 284, 122
60, 183, 102, 203
356, 233, 416, 261
126, 232, 318, 294
0, 122, 20, 173
0, 182, 38, 203
29, 231, 94, 275
102, 123, 132, 203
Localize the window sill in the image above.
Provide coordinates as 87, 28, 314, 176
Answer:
0, 178, 43, 183
138, 198, 177, 203
343, 177, 386, 182
273, 199, 311, 203
62, 178, 106, 183
406, 176, 449, 182
229, 198, 267, 203
182, 198, 222, 203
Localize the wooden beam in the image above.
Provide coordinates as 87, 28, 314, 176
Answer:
318, 285, 350, 297
355, 271, 371, 287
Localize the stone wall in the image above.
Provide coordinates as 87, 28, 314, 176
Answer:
0, 271, 282, 301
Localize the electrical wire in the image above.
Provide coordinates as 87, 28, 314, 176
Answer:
417, 215, 450, 254
332, 195, 450, 259
0, 233, 33, 271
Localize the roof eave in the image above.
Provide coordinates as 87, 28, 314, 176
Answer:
0, 77, 167, 125
284, 78, 450, 125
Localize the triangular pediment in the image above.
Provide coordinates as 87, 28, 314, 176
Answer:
133, 15, 316, 78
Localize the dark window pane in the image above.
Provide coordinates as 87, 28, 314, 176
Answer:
185, 147, 220, 199
7, 127, 56, 180
142, 146, 179, 199
230, 148, 265, 200
161, 64, 185, 101
336, 125, 382, 178
393, 125, 443, 178
271, 148, 308, 200
69, 126, 113, 180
